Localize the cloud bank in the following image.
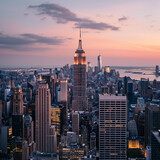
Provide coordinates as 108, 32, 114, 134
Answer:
28, 3, 119, 31
0, 32, 65, 51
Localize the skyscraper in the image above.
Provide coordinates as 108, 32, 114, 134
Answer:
72, 112, 79, 134
151, 130, 160, 160
145, 104, 160, 147
155, 65, 159, 75
57, 79, 68, 126
98, 54, 102, 72
51, 106, 61, 136
12, 114, 24, 138
72, 31, 88, 111
0, 100, 2, 133
13, 85, 23, 114
138, 78, 150, 100
99, 94, 127, 160
87, 61, 91, 72
0, 126, 16, 157
51, 74, 55, 104
59, 79, 68, 102
35, 83, 57, 153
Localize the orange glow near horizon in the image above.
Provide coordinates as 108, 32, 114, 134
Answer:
1, 1, 160, 66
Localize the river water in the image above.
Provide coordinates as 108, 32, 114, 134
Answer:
115, 68, 160, 81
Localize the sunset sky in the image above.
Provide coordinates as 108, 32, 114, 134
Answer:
0, 0, 160, 67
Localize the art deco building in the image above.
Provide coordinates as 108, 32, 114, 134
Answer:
72, 31, 88, 111
35, 83, 57, 153
99, 94, 127, 160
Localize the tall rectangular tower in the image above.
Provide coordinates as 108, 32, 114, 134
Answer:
72, 31, 88, 111
99, 94, 127, 160
0, 100, 2, 133
35, 83, 57, 153
98, 54, 102, 72
72, 112, 79, 134
59, 79, 68, 102
13, 85, 23, 114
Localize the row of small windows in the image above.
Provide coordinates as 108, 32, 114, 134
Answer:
100, 118, 126, 120
100, 102, 126, 105
99, 133, 127, 136
103, 120, 126, 123
100, 104, 126, 106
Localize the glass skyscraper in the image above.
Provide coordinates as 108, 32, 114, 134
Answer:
99, 94, 127, 160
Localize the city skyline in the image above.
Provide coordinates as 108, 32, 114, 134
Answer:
1, 0, 160, 67
1, 20, 160, 159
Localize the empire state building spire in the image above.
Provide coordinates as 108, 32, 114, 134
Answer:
78, 28, 82, 50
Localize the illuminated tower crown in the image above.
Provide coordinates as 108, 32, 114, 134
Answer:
74, 29, 86, 65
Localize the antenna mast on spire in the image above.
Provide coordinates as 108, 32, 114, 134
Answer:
77, 27, 83, 50
80, 27, 81, 40
99, 50, 101, 56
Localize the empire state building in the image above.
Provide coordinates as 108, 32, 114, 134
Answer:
72, 31, 88, 111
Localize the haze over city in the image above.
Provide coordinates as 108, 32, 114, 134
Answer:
1, 0, 160, 67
